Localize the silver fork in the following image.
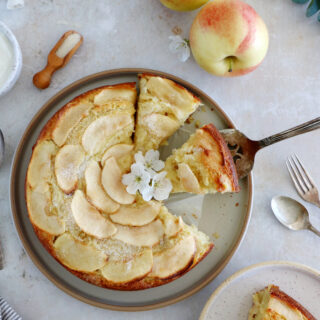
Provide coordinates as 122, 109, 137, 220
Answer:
286, 154, 320, 208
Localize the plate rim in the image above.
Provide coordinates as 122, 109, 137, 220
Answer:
199, 260, 320, 320
10, 68, 253, 311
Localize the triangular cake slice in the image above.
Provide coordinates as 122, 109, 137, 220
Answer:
165, 123, 239, 194
248, 285, 317, 320
134, 73, 201, 153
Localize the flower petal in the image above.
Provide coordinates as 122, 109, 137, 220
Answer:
122, 173, 135, 186
126, 181, 139, 195
134, 151, 145, 165
131, 163, 147, 176
153, 171, 167, 184
145, 150, 159, 162
177, 45, 190, 62
152, 159, 164, 172
141, 186, 154, 201
153, 178, 172, 201
145, 167, 157, 178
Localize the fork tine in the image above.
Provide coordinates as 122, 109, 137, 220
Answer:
291, 155, 312, 191
287, 156, 308, 192
286, 159, 305, 196
293, 154, 316, 189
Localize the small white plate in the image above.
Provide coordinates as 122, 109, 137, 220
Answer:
200, 261, 320, 320
0, 21, 22, 97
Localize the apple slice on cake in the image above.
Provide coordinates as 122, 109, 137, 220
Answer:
165, 123, 239, 194
134, 74, 201, 153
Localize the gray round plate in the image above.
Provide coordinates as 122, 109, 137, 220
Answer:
10, 68, 253, 311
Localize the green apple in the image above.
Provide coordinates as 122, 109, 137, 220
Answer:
160, 0, 209, 11
189, 0, 269, 76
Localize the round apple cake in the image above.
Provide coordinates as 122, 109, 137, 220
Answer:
25, 74, 239, 290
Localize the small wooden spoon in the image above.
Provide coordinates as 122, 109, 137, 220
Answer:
33, 30, 83, 89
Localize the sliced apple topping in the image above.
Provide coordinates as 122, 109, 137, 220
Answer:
178, 163, 202, 193
27, 140, 56, 189
54, 233, 106, 272
27, 186, 65, 235
113, 219, 164, 247
101, 157, 135, 205
52, 102, 93, 147
94, 87, 136, 105
110, 201, 161, 226
101, 249, 153, 283
54, 145, 84, 194
144, 76, 199, 119
150, 235, 196, 279
143, 113, 179, 139
71, 190, 117, 239
85, 160, 120, 213
163, 215, 184, 238
101, 144, 133, 166
82, 114, 132, 155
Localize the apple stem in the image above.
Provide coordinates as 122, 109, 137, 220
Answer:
228, 58, 233, 73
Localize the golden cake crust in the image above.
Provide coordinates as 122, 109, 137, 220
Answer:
201, 124, 239, 193
268, 285, 317, 320
25, 81, 214, 291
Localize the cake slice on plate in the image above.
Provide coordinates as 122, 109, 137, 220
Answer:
248, 285, 317, 320
134, 73, 201, 153
164, 123, 239, 194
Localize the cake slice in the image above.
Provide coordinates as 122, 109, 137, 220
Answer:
248, 285, 317, 320
164, 123, 239, 194
134, 73, 201, 153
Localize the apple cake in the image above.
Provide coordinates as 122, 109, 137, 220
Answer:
25, 76, 237, 290
134, 73, 201, 153
248, 285, 317, 320
165, 124, 239, 194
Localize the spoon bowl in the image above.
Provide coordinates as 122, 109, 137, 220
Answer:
271, 196, 320, 237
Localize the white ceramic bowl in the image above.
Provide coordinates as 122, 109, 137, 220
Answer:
0, 21, 22, 97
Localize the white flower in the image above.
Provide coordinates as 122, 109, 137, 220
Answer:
169, 35, 190, 62
134, 150, 164, 177
141, 171, 172, 201
122, 163, 151, 195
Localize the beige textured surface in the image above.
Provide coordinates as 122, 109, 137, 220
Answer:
0, 0, 320, 319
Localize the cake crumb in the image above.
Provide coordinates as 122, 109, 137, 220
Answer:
235, 202, 239, 207
192, 213, 198, 219
195, 120, 201, 128
212, 232, 220, 239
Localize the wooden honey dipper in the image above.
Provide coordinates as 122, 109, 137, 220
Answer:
33, 30, 83, 89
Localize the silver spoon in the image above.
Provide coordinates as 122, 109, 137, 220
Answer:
0, 129, 4, 168
271, 196, 320, 237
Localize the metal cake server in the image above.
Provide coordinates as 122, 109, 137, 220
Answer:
221, 117, 320, 179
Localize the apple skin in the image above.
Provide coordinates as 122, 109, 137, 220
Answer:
160, 0, 209, 11
189, 0, 269, 77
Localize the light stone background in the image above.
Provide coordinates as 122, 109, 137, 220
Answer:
0, 1, 320, 319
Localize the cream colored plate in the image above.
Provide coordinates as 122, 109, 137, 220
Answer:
200, 261, 320, 320
10, 69, 253, 311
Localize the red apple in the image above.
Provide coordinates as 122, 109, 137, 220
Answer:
189, 0, 269, 77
